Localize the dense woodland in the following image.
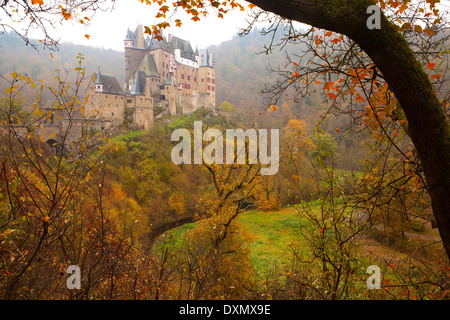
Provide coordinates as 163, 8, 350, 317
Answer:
0, 0, 450, 300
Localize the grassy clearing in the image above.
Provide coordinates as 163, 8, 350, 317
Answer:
236, 207, 310, 273
155, 206, 316, 273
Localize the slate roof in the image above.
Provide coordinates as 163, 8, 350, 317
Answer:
170, 36, 195, 60
130, 70, 147, 95
93, 71, 124, 95
199, 49, 214, 67
147, 33, 197, 62
137, 53, 160, 78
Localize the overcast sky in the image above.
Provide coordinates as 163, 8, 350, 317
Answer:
55, 0, 251, 51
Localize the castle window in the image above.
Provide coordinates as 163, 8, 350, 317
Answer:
127, 99, 132, 103
194, 77, 197, 82
112, 112, 114, 116
212, 86, 215, 91
181, 74, 184, 79
208, 85, 210, 90
163, 62, 165, 67
187, 75, 190, 81
212, 79, 215, 84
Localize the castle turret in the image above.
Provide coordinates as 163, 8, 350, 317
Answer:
94, 68, 103, 93
124, 28, 133, 48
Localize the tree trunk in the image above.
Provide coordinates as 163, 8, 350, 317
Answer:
250, 0, 450, 260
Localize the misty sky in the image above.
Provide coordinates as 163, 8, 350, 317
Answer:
55, 0, 251, 51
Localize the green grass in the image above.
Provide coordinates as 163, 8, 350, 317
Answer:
237, 207, 310, 273
157, 206, 314, 273
152, 222, 195, 254
110, 130, 144, 142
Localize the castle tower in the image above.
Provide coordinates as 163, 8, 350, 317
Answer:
198, 49, 216, 109
136, 25, 145, 49
124, 26, 148, 92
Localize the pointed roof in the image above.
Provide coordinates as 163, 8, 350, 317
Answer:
95, 68, 103, 84
130, 70, 147, 95
199, 49, 213, 67
124, 28, 133, 41
137, 53, 160, 78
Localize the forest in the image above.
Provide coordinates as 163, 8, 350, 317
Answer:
0, 0, 449, 301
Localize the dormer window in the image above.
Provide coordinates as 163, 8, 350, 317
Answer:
95, 84, 103, 93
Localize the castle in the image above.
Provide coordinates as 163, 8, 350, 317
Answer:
84, 25, 216, 132
4, 25, 217, 153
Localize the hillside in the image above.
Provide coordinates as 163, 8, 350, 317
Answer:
0, 31, 124, 107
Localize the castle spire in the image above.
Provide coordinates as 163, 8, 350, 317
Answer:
95, 67, 102, 84
94, 68, 103, 93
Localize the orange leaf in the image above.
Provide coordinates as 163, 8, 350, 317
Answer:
319, 227, 325, 234
327, 93, 337, 99
293, 72, 299, 77
427, 61, 436, 70
84, 34, 90, 39
430, 74, 442, 80
331, 38, 341, 44
31, 0, 44, 5
423, 28, 435, 36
